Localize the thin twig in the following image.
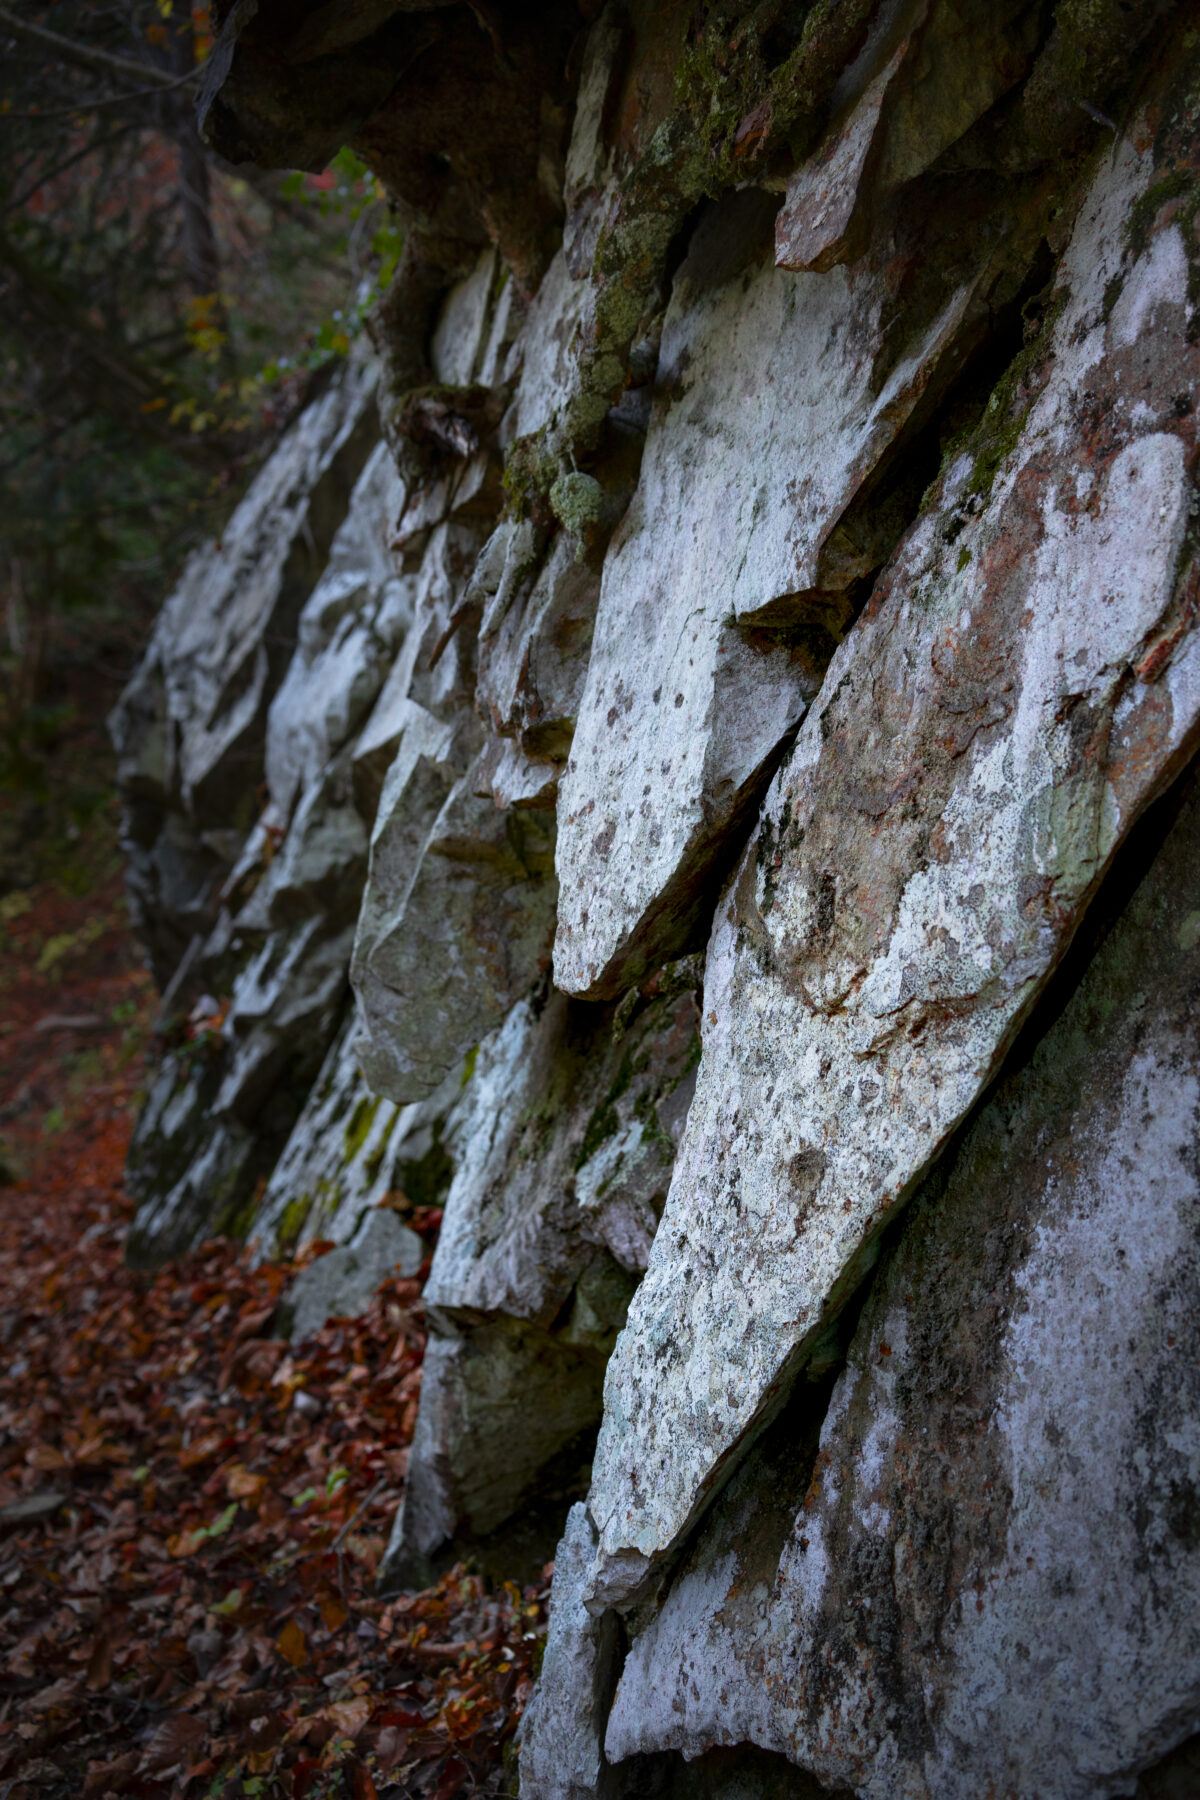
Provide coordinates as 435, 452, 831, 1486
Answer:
0, 71, 199, 122
333, 1474, 388, 1605
331, 1475, 388, 1554
0, 4, 198, 91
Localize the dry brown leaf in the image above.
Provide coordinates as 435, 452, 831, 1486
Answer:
275, 1617, 308, 1668
226, 1465, 266, 1502
326, 1698, 371, 1739
138, 1713, 206, 1773
26, 1443, 67, 1471
83, 1751, 139, 1796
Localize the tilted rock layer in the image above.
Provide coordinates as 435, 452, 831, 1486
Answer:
116, 2, 1200, 1793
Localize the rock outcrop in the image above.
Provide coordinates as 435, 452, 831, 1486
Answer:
115, 2, 1200, 1794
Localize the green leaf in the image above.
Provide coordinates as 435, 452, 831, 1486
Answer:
204, 1502, 238, 1540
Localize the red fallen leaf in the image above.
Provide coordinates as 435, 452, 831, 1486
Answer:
138, 1712, 207, 1773
375, 1710, 426, 1731
228, 1339, 287, 1389
26, 1442, 68, 1471
179, 1431, 226, 1469
319, 1594, 347, 1631
233, 1305, 275, 1344
430, 1758, 470, 1800
352, 1761, 379, 1800
291, 1755, 321, 1800
226, 1465, 266, 1502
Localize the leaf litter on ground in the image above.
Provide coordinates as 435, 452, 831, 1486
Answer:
0, 872, 550, 1800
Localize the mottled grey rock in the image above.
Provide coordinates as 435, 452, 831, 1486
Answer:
351, 226, 601, 1103
476, 528, 599, 762
518, 1505, 621, 1800
262, 442, 409, 825
110, 358, 377, 983
354, 747, 558, 1105
282, 1206, 424, 1342
126, 916, 353, 1262
553, 176, 990, 999
124, 423, 410, 1262
604, 757, 1200, 1799
250, 1008, 464, 1257
775, 37, 909, 274
584, 124, 1200, 1608
384, 975, 700, 1579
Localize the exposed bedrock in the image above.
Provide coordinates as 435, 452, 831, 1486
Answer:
583, 80, 1200, 1616
379, 971, 701, 1587
111, 1, 1200, 1790
597, 757, 1200, 1800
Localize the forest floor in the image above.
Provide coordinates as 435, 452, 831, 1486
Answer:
0, 677, 547, 1800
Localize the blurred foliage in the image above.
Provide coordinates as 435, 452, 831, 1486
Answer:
0, 2, 400, 816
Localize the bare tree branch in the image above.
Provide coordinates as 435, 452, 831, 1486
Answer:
0, 4, 199, 92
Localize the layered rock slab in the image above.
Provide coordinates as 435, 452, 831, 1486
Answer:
603, 759, 1200, 1799
249, 1007, 466, 1260
382, 973, 701, 1584
584, 123, 1200, 1605
123, 418, 410, 1261
110, 358, 377, 984
552, 174, 994, 999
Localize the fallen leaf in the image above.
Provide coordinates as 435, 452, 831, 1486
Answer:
291, 1755, 321, 1800
179, 1432, 225, 1469
276, 1617, 308, 1668
326, 1698, 370, 1739
226, 1465, 266, 1502
26, 1443, 67, 1471
86, 1631, 113, 1690
375, 1726, 409, 1772
138, 1713, 206, 1773
319, 1595, 347, 1631
83, 1752, 139, 1797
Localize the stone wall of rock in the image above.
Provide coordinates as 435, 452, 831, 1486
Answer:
115, 2, 1200, 1793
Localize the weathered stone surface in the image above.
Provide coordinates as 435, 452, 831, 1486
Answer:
249, 1007, 465, 1258
517, 1505, 620, 1800
262, 442, 408, 825
775, 38, 909, 275
584, 124, 1200, 1607
354, 749, 558, 1104
476, 529, 600, 762
350, 190, 619, 1102
603, 760, 1200, 1799
281, 1206, 424, 1342
553, 177, 996, 999
383, 973, 700, 1579
776, 0, 1042, 278
110, 358, 377, 983
126, 917, 354, 1261
123, 242, 516, 1258
124, 424, 416, 1262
